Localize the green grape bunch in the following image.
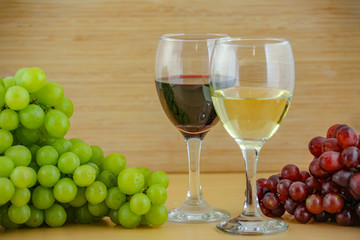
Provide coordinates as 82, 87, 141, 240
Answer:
0, 67, 169, 230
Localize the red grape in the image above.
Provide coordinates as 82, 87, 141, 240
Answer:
284, 197, 300, 215
277, 179, 293, 198
257, 185, 264, 200
349, 172, 360, 196
323, 192, 344, 213
321, 138, 341, 153
259, 202, 273, 217
271, 204, 285, 217
256, 178, 267, 189
333, 124, 349, 138
335, 206, 357, 226
309, 158, 330, 179
319, 151, 342, 173
313, 211, 331, 222
305, 176, 322, 194
299, 171, 311, 182
349, 188, 360, 201
336, 126, 359, 149
355, 202, 360, 217
321, 181, 341, 195
326, 124, 343, 138
289, 182, 308, 201
305, 194, 324, 214
294, 204, 312, 223
281, 164, 301, 181
340, 146, 359, 168
332, 169, 354, 188
266, 174, 281, 193
262, 192, 280, 210
308, 136, 326, 157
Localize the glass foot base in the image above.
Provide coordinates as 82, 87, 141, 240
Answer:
167, 202, 230, 223
216, 215, 288, 235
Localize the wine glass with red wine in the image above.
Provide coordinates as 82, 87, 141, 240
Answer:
155, 33, 231, 223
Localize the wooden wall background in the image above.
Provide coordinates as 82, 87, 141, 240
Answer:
0, 0, 359, 173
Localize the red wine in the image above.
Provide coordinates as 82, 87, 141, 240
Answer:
155, 76, 218, 139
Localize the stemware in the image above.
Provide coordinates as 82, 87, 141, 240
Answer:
155, 33, 231, 223
210, 38, 295, 234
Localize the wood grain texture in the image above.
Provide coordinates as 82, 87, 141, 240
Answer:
0, 0, 359, 173
1, 173, 360, 239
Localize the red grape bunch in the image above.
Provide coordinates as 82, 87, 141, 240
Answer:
257, 124, 360, 226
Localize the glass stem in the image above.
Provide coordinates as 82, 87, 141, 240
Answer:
185, 137, 205, 205
238, 141, 263, 217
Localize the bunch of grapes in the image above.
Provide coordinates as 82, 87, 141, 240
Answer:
257, 124, 360, 226
0, 68, 169, 229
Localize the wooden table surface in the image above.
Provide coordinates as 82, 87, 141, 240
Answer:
1, 173, 359, 239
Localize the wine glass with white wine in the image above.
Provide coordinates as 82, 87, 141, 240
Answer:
210, 38, 295, 234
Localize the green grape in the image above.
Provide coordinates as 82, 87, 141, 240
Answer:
0, 156, 15, 177
117, 168, 145, 195
0, 108, 19, 130
14, 67, 30, 85
15, 126, 40, 146
70, 140, 92, 164
35, 82, 64, 106
89, 145, 104, 167
140, 215, 150, 226
54, 96, 73, 118
146, 184, 167, 205
18, 104, 45, 129
87, 162, 100, 177
0, 129, 13, 154
28, 144, 40, 160
64, 206, 76, 223
17, 67, 46, 93
69, 187, 86, 207
44, 109, 70, 138
147, 171, 169, 189
3, 76, 15, 90
73, 165, 96, 187
0, 76, 3, 86
96, 170, 116, 188
137, 166, 151, 186
44, 204, 67, 227
37, 165, 61, 187
102, 153, 126, 176
36, 145, 59, 166
8, 204, 31, 224
130, 193, 151, 215
70, 138, 84, 144
25, 205, 44, 228
0, 85, 5, 108
108, 208, 120, 225
10, 166, 34, 188
74, 204, 94, 224
53, 178, 77, 203
10, 188, 31, 206
118, 202, 142, 228
105, 187, 126, 210
144, 204, 168, 226
5, 145, 32, 166
88, 202, 108, 217
5, 86, 30, 110
0, 204, 19, 229
0, 177, 15, 205
57, 152, 80, 174
32, 185, 55, 209
85, 181, 107, 205
27, 167, 37, 188
51, 138, 72, 155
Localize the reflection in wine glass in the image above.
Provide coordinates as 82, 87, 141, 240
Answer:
155, 33, 231, 223
210, 38, 295, 234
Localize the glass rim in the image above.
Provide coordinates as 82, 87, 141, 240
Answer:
159, 33, 230, 42
216, 37, 290, 46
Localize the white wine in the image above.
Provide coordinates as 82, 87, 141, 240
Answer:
212, 86, 292, 141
